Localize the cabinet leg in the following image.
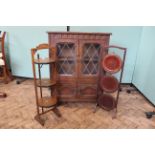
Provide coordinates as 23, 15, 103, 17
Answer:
93, 102, 99, 113
57, 101, 63, 106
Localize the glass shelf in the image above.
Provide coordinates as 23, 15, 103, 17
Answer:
82, 58, 98, 62
58, 57, 75, 61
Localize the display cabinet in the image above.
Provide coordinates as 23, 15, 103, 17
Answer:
48, 32, 111, 102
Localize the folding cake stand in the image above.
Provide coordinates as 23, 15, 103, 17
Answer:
96, 45, 127, 115
31, 44, 61, 126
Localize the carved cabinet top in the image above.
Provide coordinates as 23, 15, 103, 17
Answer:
48, 32, 112, 40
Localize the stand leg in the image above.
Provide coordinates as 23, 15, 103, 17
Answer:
42, 107, 44, 113
0, 92, 7, 98
111, 108, 117, 119
52, 107, 61, 117
145, 111, 155, 119
16, 78, 27, 84
126, 83, 134, 94
34, 114, 45, 126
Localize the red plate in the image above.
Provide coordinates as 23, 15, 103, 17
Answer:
100, 76, 119, 93
102, 54, 122, 73
98, 94, 115, 111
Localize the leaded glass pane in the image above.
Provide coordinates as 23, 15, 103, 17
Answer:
82, 43, 101, 75
56, 43, 75, 75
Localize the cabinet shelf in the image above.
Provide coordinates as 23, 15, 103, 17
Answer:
34, 58, 55, 64
38, 96, 57, 108
58, 57, 75, 61
82, 58, 98, 62
36, 79, 56, 87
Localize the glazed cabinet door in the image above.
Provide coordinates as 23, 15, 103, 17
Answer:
53, 40, 78, 100
56, 41, 77, 79
48, 33, 111, 102
77, 40, 105, 100
78, 40, 103, 78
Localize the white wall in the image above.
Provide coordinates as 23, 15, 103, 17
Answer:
133, 27, 155, 104
71, 26, 142, 83
0, 26, 66, 77
0, 26, 142, 83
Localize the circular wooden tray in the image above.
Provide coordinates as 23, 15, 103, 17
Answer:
98, 94, 115, 111
38, 96, 57, 108
36, 79, 56, 87
100, 76, 119, 93
102, 54, 122, 73
34, 58, 55, 64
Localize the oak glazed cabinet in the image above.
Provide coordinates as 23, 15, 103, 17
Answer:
48, 32, 111, 103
